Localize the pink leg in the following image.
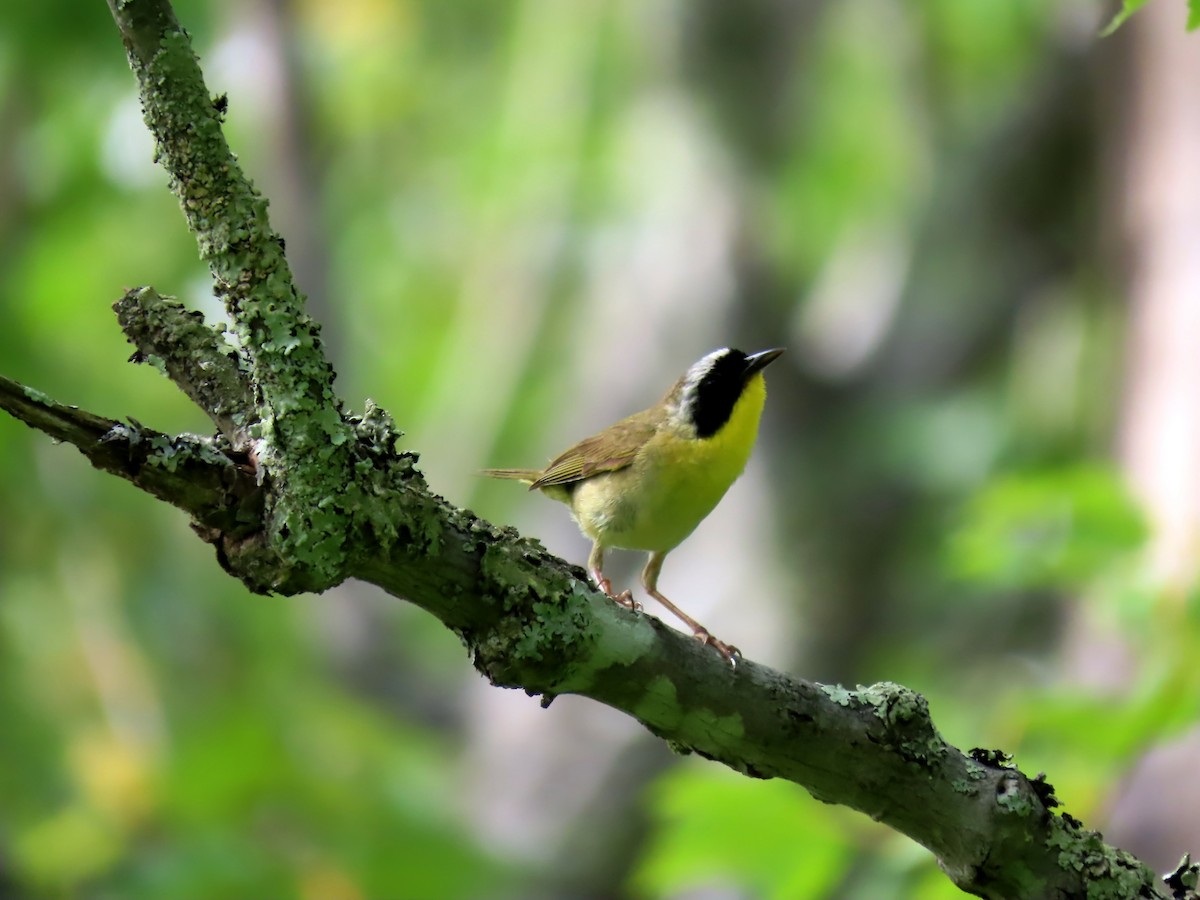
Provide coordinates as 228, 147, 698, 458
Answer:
642, 552, 739, 664
587, 543, 642, 611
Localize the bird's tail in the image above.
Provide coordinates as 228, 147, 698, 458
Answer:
480, 468, 541, 486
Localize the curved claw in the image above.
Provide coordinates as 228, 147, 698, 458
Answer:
594, 577, 643, 612
693, 629, 740, 666
612, 590, 643, 613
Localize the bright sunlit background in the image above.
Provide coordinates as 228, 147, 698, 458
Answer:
2, 1, 1200, 898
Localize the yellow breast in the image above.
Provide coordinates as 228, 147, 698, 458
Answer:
569, 374, 768, 552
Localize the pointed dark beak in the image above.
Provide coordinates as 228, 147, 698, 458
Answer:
744, 348, 785, 377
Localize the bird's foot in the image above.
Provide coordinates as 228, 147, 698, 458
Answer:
595, 577, 642, 612
693, 628, 740, 666
611, 589, 643, 613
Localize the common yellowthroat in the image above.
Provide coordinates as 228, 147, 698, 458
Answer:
484, 347, 783, 662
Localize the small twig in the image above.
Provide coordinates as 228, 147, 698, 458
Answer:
0, 373, 260, 540
114, 286, 255, 445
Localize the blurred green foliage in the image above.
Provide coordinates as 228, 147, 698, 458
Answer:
947, 464, 1147, 590
0, 1, 1192, 898
634, 771, 853, 900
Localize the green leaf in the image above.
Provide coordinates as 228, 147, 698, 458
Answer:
1189, 0, 1200, 29
1101, 0, 1152, 36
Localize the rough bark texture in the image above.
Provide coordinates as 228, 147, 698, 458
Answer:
0, 3, 1195, 899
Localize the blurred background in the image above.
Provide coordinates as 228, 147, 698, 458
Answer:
2, 0, 1199, 897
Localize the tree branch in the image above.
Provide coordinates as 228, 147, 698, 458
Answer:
114, 286, 254, 443
0, 1, 1190, 898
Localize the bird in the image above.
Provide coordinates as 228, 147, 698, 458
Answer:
483, 347, 783, 662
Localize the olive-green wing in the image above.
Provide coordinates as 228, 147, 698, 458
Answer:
529, 410, 657, 489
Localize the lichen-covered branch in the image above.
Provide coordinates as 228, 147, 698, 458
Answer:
358, 531, 1187, 899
